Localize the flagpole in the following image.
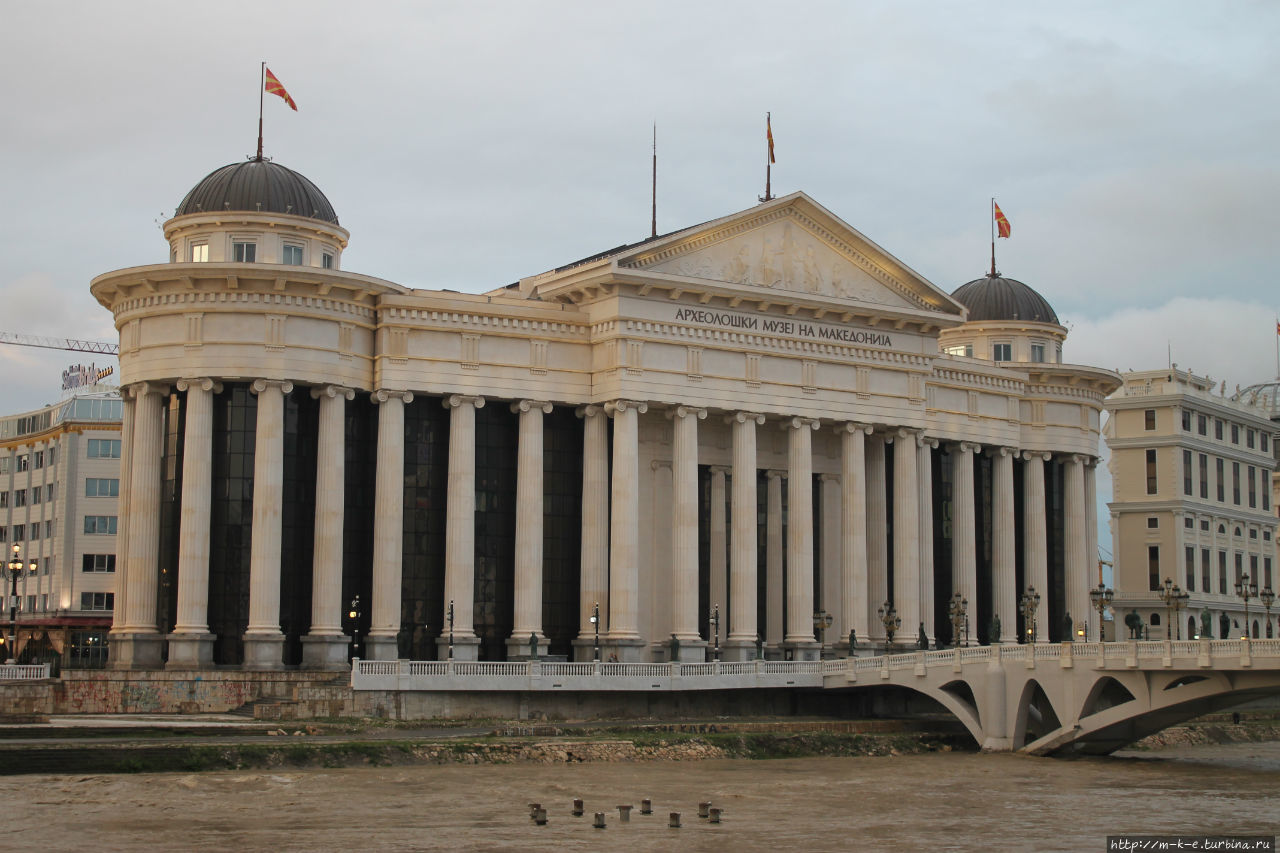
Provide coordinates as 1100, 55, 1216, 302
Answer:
764, 112, 772, 202
990, 197, 996, 277
1275, 316, 1278, 379
651, 124, 658, 239
256, 62, 265, 161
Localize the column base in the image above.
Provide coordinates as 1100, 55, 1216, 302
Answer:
241, 632, 286, 670
780, 640, 821, 662
436, 635, 481, 661
722, 639, 763, 662
108, 632, 166, 669
506, 633, 549, 660
602, 636, 647, 663
166, 632, 216, 669
572, 637, 604, 662
301, 634, 351, 670
364, 633, 399, 661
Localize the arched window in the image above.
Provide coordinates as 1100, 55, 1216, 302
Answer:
1150, 612, 1161, 626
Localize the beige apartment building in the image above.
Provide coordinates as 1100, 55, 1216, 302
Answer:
1105, 369, 1278, 641
1, 391, 122, 666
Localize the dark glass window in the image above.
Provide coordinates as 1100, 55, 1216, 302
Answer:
1200, 548, 1210, 593
401, 396, 449, 660
1216, 458, 1225, 502
1148, 546, 1160, 591
1185, 546, 1195, 591
1183, 450, 1192, 496
1146, 449, 1157, 495
1145, 410, 1156, 431
473, 405, 517, 661
1199, 454, 1208, 499
541, 408, 583, 658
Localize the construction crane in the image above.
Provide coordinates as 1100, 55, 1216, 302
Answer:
0, 331, 118, 355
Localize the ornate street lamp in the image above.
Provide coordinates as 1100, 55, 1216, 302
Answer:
1159, 578, 1190, 640
1089, 583, 1114, 642
590, 601, 600, 662
1020, 586, 1041, 644
346, 594, 362, 658
447, 599, 456, 661
877, 601, 900, 654
1235, 573, 1258, 639
710, 604, 721, 662
948, 592, 969, 648
812, 609, 832, 652
6, 544, 24, 665
1261, 588, 1275, 639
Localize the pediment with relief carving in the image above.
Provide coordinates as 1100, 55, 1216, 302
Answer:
619, 195, 958, 314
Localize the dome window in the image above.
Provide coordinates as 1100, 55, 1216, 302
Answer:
1031, 342, 1046, 363
992, 342, 1011, 362
944, 343, 973, 357
232, 240, 257, 263
282, 243, 304, 265
189, 241, 208, 263
322, 252, 333, 269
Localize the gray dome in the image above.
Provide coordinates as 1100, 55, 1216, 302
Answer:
951, 274, 1059, 324
176, 160, 338, 225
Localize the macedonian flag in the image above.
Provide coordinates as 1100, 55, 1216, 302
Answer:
993, 201, 1011, 238
265, 67, 297, 111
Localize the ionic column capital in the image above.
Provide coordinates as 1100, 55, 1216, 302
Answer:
125, 381, 171, 400
766, 469, 787, 481
709, 465, 731, 476
916, 434, 939, 450
444, 394, 485, 410
651, 459, 672, 472
371, 388, 413, 405
512, 399, 553, 414
987, 445, 1017, 459
1068, 453, 1094, 467
251, 379, 293, 396
1022, 450, 1053, 463
819, 472, 841, 483
666, 405, 707, 421
726, 411, 766, 426
576, 404, 606, 419
604, 399, 648, 416
783, 416, 821, 431
176, 377, 223, 395
838, 421, 874, 436
311, 384, 356, 402
950, 441, 981, 455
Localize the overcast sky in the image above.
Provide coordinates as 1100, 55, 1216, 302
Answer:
3, 2, 1278, 560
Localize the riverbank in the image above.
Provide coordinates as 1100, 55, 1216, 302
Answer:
1132, 711, 1280, 749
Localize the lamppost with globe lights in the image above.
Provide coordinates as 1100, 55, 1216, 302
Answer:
813, 609, 832, 654
1236, 573, 1258, 639
877, 601, 900, 654
346, 595, 362, 658
6, 544, 34, 666
1020, 586, 1041, 644
590, 601, 600, 662
710, 604, 721, 662
1159, 577, 1190, 640
1089, 583, 1114, 642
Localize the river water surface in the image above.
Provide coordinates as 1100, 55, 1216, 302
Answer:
4, 743, 1278, 852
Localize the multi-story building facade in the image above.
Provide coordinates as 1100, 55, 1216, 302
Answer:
1105, 369, 1277, 641
1, 391, 122, 666
91, 156, 1121, 670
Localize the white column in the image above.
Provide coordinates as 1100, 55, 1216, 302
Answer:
108, 393, 135, 650
509, 400, 552, 658
115, 382, 167, 667
441, 394, 485, 660
368, 388, 412, 660
168, 378, 221, 668
1065, 454, 1089, 639
243, 379, 292, 669
839, 423, 870, 651
301, 384, 355, 669
576, 405, 608, 660
765, 470, 785, 649
669, 406, 706, 656
1023, 450, 1051, 640
785, 417, 820, 657
992, 446, 1017, 643
866, 435, 888, 641
606, 399, 646, 659
726, 412, 763, 660
951, 443, 979, 645
892, 428, 920, 644
1084, 458, 1100, 641
709, 465, 729, 646
917, 435, 937, 646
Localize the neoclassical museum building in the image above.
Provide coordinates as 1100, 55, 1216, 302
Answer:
91, 157, 1120, 669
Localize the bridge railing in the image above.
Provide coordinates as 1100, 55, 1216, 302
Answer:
350, 639, 1280, 692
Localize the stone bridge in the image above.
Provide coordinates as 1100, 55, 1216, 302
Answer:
351, 638, 1280, 754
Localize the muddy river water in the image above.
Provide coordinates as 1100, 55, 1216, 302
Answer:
3, 743, 1278, 852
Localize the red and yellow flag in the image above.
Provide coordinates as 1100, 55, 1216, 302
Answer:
993, 201, 1011, 238
265, 67, 297, 111
767, 116, 776, 164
